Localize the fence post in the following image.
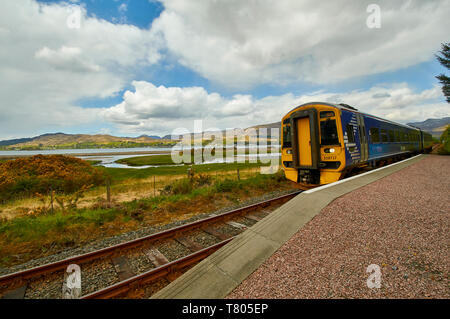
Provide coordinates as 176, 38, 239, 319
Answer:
237, 168, 240, 181
50, 187, 54, 214
106, 178, 111, 204
187, 166, 194, 181
153, 176, 156, 197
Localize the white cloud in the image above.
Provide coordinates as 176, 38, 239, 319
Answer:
153, 0, 450, 87
118, 3, 127, 14
0, 0, 162, 138
102, 81, 258, 132
35, 46, 101, 72
102, 81, 450, 135
1, 0, 448, 140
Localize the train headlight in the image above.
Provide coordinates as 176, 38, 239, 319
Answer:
286, 149, 292, 154
324, 148, 335, 153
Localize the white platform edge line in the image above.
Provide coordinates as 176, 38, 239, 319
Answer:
304, 154, 422, 194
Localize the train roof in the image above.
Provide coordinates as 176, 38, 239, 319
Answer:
288, 102, 420, 131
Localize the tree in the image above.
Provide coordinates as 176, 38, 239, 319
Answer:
438, 125, 450, 155
435, 42, 450, 103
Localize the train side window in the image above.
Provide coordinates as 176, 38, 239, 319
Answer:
320, 119, 340, 145
380, 129, 388, 143
282, 125, 292, 148
369, 127, 380, 143
394, 130, 400, 142
346, 124, 355, 144
402, 132, 408, 142
388, 130, 394, 142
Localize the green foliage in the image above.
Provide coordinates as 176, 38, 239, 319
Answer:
116, 148, 276, 167
438, 125, 450, 155
162, 179, 193, 195
194, 173, 213, 186
215, 178, 241, 192
117, 154, 177, 166
0, 167, 287, 246
4, 141, 177, 151
0, 155, 105, 203
0, 208, 120, 242
435, 42, 450, 103
161, 173, 213, 195
101, 161, 273, 182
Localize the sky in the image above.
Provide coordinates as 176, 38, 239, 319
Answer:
0, 0, 449, 140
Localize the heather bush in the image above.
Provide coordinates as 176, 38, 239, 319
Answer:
0, 155, 105, 203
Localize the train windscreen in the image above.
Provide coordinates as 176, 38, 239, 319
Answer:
320, 119, 339, 145
282, 124, 292, 147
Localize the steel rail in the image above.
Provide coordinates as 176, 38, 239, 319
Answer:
81, 237, 234, 299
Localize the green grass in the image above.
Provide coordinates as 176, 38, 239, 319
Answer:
86, 160, 102, 165
101, 160, 279, 182
0, 208, 121, 242
0, 170, 286, 245
117, 169, 286, 212
115, 146, 278, 167
116, 154, 176, 166
438, 125, 450, 155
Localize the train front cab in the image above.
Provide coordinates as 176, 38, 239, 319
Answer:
281, 103, 348, 186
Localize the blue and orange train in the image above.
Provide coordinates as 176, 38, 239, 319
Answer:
281, 102, 433, 185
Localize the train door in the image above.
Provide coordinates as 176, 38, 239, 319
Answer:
289, 108, 320, 170
296, 117, 312, 166
356, 114, 369, 162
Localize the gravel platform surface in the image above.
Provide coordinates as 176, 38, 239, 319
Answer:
228, 155, 449, 299
0, 189, 298, 276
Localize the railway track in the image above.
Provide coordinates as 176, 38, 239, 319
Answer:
0, 190, 301, 299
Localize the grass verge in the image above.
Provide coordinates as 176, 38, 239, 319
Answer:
0, 170, 293, 267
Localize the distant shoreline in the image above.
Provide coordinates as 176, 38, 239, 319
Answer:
0, 145, 280, 160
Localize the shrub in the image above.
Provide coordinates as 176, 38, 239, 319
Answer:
193, 173, 212, 187
215, 178, 241, 193
161, 178, 193, 195
438, 125, 450, 155
0, 155, 105, 203
161, 173, 213, 196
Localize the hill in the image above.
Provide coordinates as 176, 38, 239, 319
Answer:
0, 155, 104, 202
407, 117, 450, 137
0, 133, 175, 150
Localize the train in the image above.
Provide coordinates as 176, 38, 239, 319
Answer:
281, 102, 433, 186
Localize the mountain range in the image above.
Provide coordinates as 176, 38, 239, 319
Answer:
0, 133, 172, 149
0, 117, 447, 149
407, 117, 450, 137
